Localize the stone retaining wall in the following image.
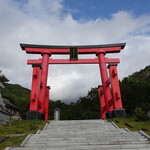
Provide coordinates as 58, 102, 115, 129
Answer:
0, 111, 10, 125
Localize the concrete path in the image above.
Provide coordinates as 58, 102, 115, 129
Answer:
6, 120, 150, 150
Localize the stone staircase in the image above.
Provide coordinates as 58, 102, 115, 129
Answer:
5, 120, 150, 150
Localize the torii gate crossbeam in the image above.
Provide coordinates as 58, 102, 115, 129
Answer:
27, 58, 120, 65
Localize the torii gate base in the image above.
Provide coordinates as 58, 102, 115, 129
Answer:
105, 109, 126, 119
26, 111, 44, 120
112, 109, 126, 118
98, 85, 126, 119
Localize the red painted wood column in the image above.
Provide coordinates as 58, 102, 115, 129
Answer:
98, 85, 106, 119
107, 63, 123, 109
96, 51, 113, 112
29, 64, 41, 111
39, 52, 51, 115
45, 86, 50, 120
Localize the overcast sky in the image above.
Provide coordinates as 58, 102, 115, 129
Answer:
0, 0, 150, 103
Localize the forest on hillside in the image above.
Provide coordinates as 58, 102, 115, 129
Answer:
1, 65, 150, 120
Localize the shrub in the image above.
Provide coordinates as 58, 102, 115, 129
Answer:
134, 107, 147, 122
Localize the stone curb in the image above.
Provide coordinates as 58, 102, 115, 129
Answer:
111, 121, 119, 129
4, 147, 11, 150
5, 134, 27, 137
139, 130, 150, 141
43, 123, 49, 131
104, 119, 108, 123
111, 121, 131, 132
20, 134, 32, 146
124, 128, 131, 132
36, 130, 41, 134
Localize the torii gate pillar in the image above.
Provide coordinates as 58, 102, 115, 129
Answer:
98, 85, 106, 119
96, 51, 114, 115
45, 86, 50, 120
107, 63, 126, 118
39, 52, 51, 119
26, 64, 42, 120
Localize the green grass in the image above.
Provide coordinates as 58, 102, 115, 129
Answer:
108, 118, 150, 135
0, 135, 27, 150
0, 120, 49, 150
0, 120, 48, 134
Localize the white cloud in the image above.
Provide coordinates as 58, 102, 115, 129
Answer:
0, 0, 150, 102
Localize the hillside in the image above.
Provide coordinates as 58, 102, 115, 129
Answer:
1, 65, 150, 119
121, 65, 150, 115
125, 65, 150, 83
1, 83, 30, 119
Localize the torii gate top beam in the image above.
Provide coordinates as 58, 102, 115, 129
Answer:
20, 43, 126, 55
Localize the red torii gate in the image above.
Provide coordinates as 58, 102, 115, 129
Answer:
20, 43, 126, 120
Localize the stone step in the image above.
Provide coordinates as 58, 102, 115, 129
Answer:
29, 136, 146, 141
27, 138, 147, 143
35, 131, 141, 135
30, 134, 144, 139
9, 143, 150, 150
25, 142, 149, 148
32, 132, 143, 135
29, 136, 146, 140
41, 130, 128, 134
5, 120, 150, 150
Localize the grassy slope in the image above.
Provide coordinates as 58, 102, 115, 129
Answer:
108, 118, 150, 135
0, 120, 49, 150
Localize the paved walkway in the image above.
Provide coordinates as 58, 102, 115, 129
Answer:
6, 120, 150, 150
